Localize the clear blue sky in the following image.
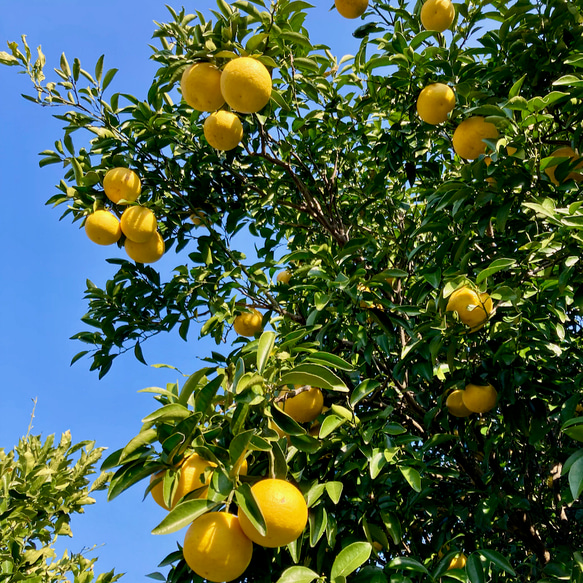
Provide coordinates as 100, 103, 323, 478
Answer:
0, 1, 362, 579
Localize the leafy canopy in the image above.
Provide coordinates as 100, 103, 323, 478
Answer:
3, 0, 583, 581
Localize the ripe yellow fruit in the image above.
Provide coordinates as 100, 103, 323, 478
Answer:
445, 390, 472, 418
183, 512, 253, 583
120, 206, 157, 243
124, 231, 165, 264
180, 62, 225, 112
203, 111, 244, 151
276, 270, 292, 284
335, 0, 368, 19
279, 387, 324, 423
84, 210, 122, 245
447, 553, 467, 570
446, 286, 492, 330
462, 383, 498, 413
420, 0, 455, 32
544, 146, 583, 185
452, 117, 499, 160
150, 453, 217, 510
416, 83, 456, 125
220, 57, 272, 114
238, 478, 308, 547
103, 167, 141, 205
233, 308, 263, 337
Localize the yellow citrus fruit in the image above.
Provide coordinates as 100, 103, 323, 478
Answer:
238, 478, 308, 547
420, 0, 455, 31
84, 210, 122, 246
462, 383, 498, 413
203, 111, 244, 151
150, 453, 218, 510
120, 206, 157, 243
233, 308, 263, 337
279, 387, 324, 423
446, 286, 492, 330
180, 62, 225, 113
447, 553, 467, 570
417, 83, 456, 125
103, 167, 141, 205
544, 146, 583, 185
124, 231, 165, 264
220, 57, 272, 114
445, 390, 472, 418
276, 270, 292, 284
335, 0, 369, 19
452, 117, 499, 160
183, 512, 253, 583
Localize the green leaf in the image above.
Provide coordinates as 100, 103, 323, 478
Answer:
305, 352, 353, 371
569, 456, 583, 500
119, 428, 157, 463
478, 550, 516, 575
330, 542, 372, 581
399, 466, 422, 492
276, 566, 321, 583
142, 403, 191, 424
235, 483, 266, 536
508, 73, 527, 98
350, 379, 381, 406
467, 553, 485, 583
387, 557, 429, 574
562, 418, 583, 442
151, 499, 216, 535
179, 367, 214, 405
279, 363, 348, 392
325, 481, 343, 504
257, 330, 276, 374
476, 258, 516, 283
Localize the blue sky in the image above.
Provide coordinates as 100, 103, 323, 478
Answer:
0, 1, 363, 578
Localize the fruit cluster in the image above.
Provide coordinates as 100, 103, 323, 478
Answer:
150, 452, 308, 582
181, 56, 272, 151
84, 167, 165, 264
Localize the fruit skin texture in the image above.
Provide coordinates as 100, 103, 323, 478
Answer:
238, 478, 308, 547
446, 286, 492, 330
544, 146, 583, 185
279, 387, 324, 423
462, 383, 498, 413
335, 0, 368, 19
417, 83, 456, 125
203, 111, 244, 151
183, 512, 253, 583
84, 210, 122, 246
452, 116, 499, 160
120, 206, 157, 243
124, 231, 165, 264
276, 270, 292, 284
420, 0, 455, 32
103, 167, 141, 204
220, 57, 272, 114
446, 390, 472, 418
233, 308, 263, 337
150, 453, 218, 510
180, 62, 225, 113
447, 553, 467, 570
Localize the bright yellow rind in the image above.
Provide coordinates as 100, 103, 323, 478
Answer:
84, 210, 122, 246
183, 512, 253, 582
203, 110, 244, 151
237, 479, 308, 547
335, 0, 369, 19
417, 83, 456, 125
180, 62, 225, 112
220, 57, 272, 114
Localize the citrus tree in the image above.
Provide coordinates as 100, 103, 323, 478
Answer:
3, 0, 583, 581
0, 430, 119, 583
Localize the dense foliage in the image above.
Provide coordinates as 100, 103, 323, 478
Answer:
0, 429, 119, 583
3, 0, 583, 581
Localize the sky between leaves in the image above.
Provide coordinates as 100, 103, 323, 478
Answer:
0, 0, 373, 578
